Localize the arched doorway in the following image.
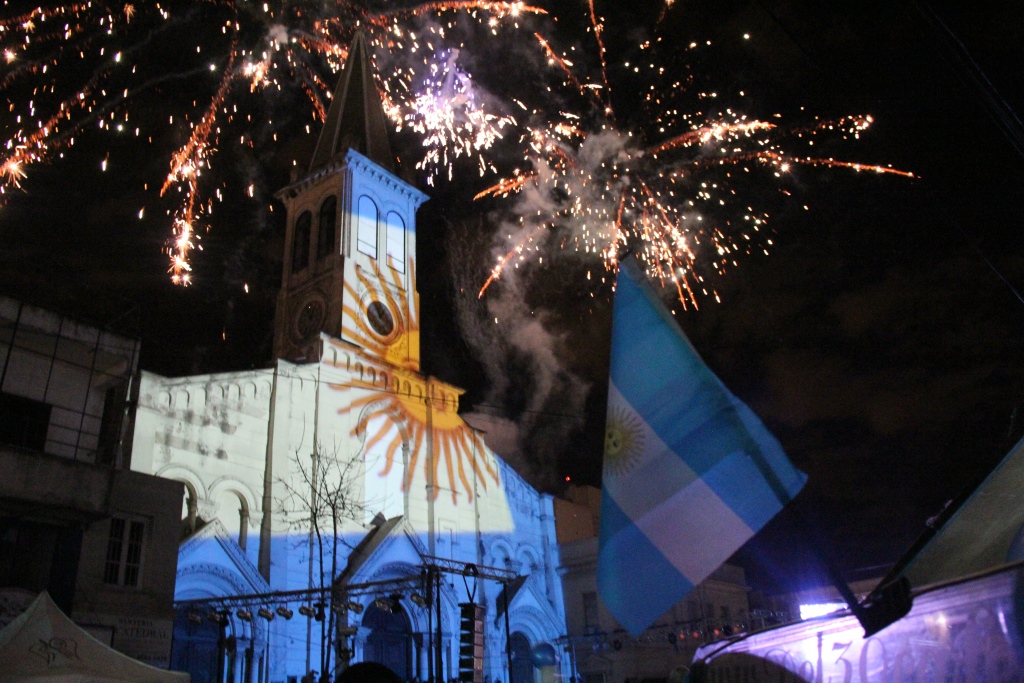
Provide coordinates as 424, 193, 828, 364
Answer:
362, 601, 412, 680
510, 632, 533, 683
170, 610, 220, 683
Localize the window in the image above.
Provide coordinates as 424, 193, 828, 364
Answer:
103, 517, 145, 587
0, 392, 51, 451
317, 195, 337, 260
356, 196, 378, 258
292, 211, 312, 272
96, 382, 127, 465
583, 591, 599, 632
385, 211, 405, 272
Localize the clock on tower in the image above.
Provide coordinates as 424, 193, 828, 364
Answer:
272, 32, 426, 367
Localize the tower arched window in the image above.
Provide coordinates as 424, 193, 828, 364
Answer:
356, 195, 378, 258
317, 195, 337, 260
292, 210, 312, 272
386, 211, 405, 272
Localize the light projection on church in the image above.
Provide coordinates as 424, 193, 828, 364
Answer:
342, 257, 420, 372
331, 258, 500, 506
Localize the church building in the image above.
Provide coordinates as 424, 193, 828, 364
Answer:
127, 34, 569, 683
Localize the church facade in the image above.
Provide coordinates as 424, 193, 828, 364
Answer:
127, 34, 569, 683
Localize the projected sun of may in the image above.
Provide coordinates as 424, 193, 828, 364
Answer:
274, 35, 500, 514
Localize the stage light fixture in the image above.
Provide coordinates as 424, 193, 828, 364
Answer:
276, 606, 294, 620
298, 605, 315, 618
346, 601, 363, 614
258, 608, 275, 621
373, 597, 393, 613
236, 609, 253, 622
410, 592, 428, 608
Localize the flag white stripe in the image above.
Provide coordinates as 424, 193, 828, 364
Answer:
604, 381, 699, 518
633, 475, 755, 584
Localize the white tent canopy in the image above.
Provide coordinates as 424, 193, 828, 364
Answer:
0, 592, 190, 683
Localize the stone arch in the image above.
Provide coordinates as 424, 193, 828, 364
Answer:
292, 209, 312, 272
508, 606, 551, 651
362, 561, 429, 634
356, 195, 379, 258
317, 194, 338, 260
208, 478, 260, 551
489, 539, 515, 569
156, 464, 207, 502
170, 476, 202, 533
517, 546, 541, 573
361, 600, 412, 680
172, 565, 268, 682
509, 631, 534, 683
158, 392, 171, 409
385, 210, 406, 273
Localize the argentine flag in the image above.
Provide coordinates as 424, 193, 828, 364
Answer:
598, 258, 807, 636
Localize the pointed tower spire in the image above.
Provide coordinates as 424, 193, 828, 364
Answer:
309, 32, 395, 174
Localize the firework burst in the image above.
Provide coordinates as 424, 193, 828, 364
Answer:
0, 0, 543, 284
399, 48, 515, 185
476, 5, 913, 307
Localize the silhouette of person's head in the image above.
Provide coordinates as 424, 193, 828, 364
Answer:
336, 663, 403, 683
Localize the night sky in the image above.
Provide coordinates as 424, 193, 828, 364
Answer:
2, 0, 1023, 592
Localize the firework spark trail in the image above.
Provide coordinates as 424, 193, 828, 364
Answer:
163, 43, 238, 285
533, 33, 602, 105
372, 1, 547, 21
646, 120, 776, 155
0, 0, 541, 283
587, 0, 611, 112
475, 3, 914, 307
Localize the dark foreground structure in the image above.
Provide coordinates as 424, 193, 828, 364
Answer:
692, 435, 1024, 682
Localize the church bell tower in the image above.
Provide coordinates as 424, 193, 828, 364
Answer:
273, 33, 427, 368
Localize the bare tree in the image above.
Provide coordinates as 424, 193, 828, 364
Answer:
278, 434, 367, 683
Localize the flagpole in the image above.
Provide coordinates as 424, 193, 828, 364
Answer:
787, 507, 912, 637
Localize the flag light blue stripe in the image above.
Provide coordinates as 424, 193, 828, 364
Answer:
598, 491, 694, 636
598, 257, 807, 636
700, 451, 786, 531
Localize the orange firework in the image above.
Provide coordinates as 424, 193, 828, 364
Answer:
474, 1, 914, 308
0, 0, 543, 282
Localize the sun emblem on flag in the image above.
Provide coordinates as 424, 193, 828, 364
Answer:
604, 406, 645, 477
